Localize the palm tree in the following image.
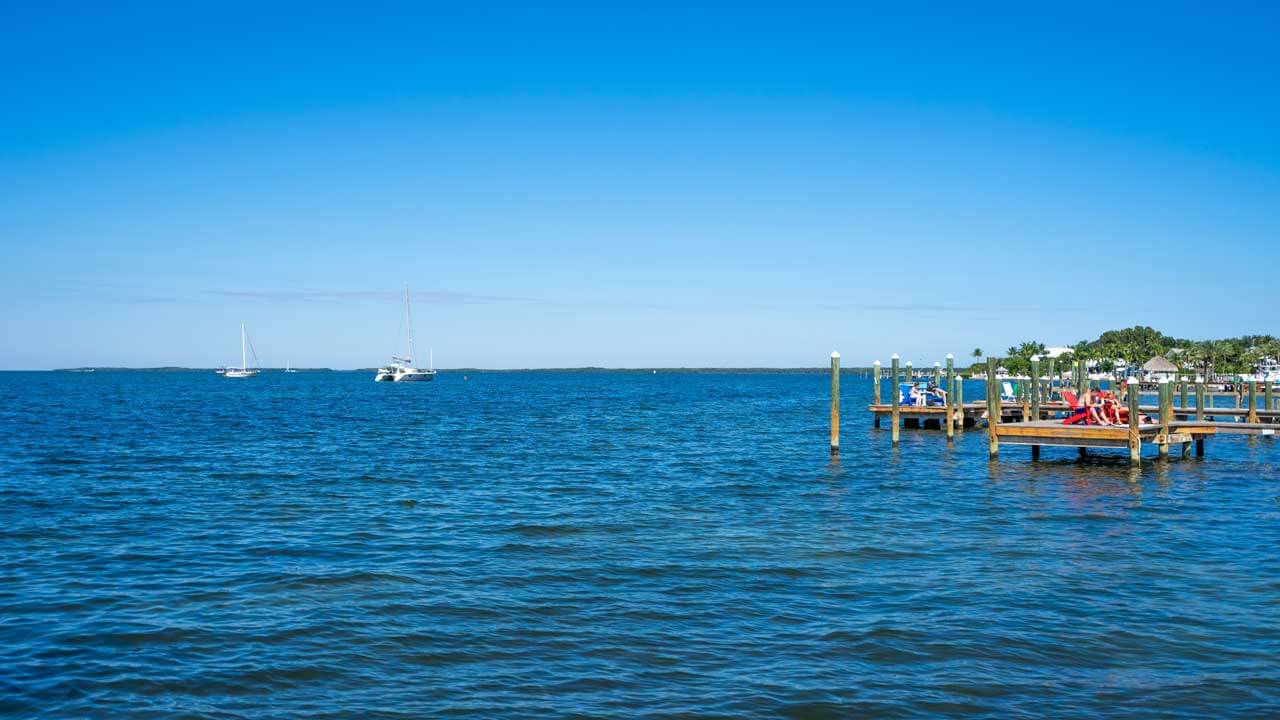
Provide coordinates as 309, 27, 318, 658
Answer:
972, 348, 983, 360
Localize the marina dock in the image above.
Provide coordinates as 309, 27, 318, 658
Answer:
831, 353, 1278, 465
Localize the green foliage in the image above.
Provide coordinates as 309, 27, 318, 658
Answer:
996, 326, 1279, 378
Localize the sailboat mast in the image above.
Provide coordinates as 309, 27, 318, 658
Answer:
241, 324, 247, 371
404, 284, 414, 363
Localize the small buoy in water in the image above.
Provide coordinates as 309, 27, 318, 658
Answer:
402, 499, 416, 508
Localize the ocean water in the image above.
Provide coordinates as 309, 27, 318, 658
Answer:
1, 370, 1277, 718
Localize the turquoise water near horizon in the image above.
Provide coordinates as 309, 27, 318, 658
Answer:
1, 370, 1277, 718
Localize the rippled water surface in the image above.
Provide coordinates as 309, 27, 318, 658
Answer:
1, 370, 1278, 718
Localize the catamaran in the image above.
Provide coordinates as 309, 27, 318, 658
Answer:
223, 324, 260, 378
375, 285, 436, 382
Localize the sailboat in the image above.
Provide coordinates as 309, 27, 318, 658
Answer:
223, 324, 260, 378
285, 361, 298, 373
375, 285, 436, 382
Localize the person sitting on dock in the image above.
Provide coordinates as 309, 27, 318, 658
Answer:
927, 382, 947, 405
1080, 389, 1113, 426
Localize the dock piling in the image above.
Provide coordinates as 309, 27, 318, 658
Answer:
872, 360, 881, 428
891, 354, 901, 445
945, 354, 955, 441
1196, 381, 1205, 421
1248, 381, 1260, 424
1128, 377, 1141, 464
987, 357, 999, 458
1158, 378, 1171, 459
872, 360, 881, 405
830, 352, 840, 455
1031, 355, 1041, 421
955, 369, 964, 431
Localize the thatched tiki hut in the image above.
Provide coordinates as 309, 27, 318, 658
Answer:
1142, 355, 1179, 381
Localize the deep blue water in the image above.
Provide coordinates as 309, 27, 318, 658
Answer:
1, 370, 1277, 718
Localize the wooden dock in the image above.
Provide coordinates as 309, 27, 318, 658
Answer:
995, 420, 1218, 459
838, 352, 1277, 466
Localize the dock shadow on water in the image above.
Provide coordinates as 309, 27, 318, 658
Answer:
0, 371, 1277, 718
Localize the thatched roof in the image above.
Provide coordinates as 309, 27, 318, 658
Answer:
1143, 355, 1178, 373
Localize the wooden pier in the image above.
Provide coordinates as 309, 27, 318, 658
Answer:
837, 352, 1276, 466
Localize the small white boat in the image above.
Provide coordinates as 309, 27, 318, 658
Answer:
375, 285, 437, 382
285, 361, 298, 374
223, 324, 260, 378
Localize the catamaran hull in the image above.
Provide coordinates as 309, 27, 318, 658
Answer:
396, 372, 434, 382
375, 370, 435, 382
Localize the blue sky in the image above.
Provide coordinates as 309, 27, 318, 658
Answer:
2, 2, 1278, 369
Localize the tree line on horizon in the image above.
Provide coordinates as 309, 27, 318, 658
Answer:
967, 326, 1280, 377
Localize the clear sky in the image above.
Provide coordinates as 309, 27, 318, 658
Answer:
2, 2, 1278, 369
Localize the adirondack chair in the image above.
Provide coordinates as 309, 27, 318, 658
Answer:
1061, 391, 1090, 425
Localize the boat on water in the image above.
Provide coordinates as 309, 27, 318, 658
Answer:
222, 324, 260, 378
285, 361, 298, 373
375, 285, 436, 382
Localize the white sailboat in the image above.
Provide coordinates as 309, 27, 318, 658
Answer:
375, 285, 436, 382
285, 361, 297, 373
223, 324, 260, 378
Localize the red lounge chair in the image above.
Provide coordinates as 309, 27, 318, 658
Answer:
1061, 391, 1090, 425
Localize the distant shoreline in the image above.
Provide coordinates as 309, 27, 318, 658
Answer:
34, 367, 882, 374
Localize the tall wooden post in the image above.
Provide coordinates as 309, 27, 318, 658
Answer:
1128, 378, 1141, 465
872, 360, 882, 429
1266, 379, 1274, 412
1030, 356, 1041, 421
891, 354, 901, 445
1047, 358, 1057, 400
1179, 379, 1188, 410
1020, 373, 1030, 422
1196, 381, 1205, 421
872, 360, 881, 405
1248, 380, 1259, 424
945, 354, 955, 441
1158, 378, 1171, 458
956, 369, 965, 431
934, 361, 942, 387
830, 352, 840, 455
987, 357, 1000, 458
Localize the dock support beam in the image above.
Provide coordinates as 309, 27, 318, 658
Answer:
1128, 377, 1141, 465
1248, 381, 1260, 424
830, 352, 840, 455
1158, 378, 1171, 459
987, 357, 999, 458
1030, 356, 1041, 421
891, 354, 901, 445
872, 360, 881, 428
1031, 445, 1040, 461
1196, 381, 1205, 421
956, 370, 965, 431
945, 354, 955, 442
1179, 379, 1188, 409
